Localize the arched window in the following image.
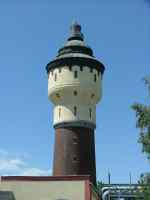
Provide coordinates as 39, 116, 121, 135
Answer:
54, 73, 57, 81
69, 65, 72, 71
56, 93, 60, 98
74, 70, 78, 78
74, 106, 77, 116
89, 108, 92, 119
91, 94, 95, 99
59, 108, 61, 119
80, 66, 83, 71
73, 90, 77, 96
73, 136, 78, 144
94, 74, 97, 82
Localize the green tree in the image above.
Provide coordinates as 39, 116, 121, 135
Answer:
132, 77, 150, 200
138, 173, 150, 200
97, 181, 104, 196
132, 77, 150, 158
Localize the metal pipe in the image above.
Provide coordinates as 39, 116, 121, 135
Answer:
102, 186, 142, 200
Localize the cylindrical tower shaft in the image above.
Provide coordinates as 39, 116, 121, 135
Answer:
53, 127, 96, 184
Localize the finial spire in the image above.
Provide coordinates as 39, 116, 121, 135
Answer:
69, 21, 84, 41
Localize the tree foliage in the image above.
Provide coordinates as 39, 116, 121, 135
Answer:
138, 173, 150, 200
132, 77, 150, 159
97, 181, 104, 195
132, 77, 150, 200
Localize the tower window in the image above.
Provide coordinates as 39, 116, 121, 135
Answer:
58, 108, 61, 119
89, 108, 92, 119
59, 68, 61, 73
94, 74, 97, 82
91, 94, 95, 99
80, 66, 83, 71
54, 73, 57, 81
73, 156, 78, 161
73, 136, 78, 144
69, 65, 72, 71
74, 70, 78, 78
74, 106, 77, 116
56, 93, 60, 98
72, 155, 79, 163
73, 90, 77, 96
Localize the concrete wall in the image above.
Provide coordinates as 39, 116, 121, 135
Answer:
0, 179, 85, 200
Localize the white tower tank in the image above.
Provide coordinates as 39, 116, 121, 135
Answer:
46, 22, 105, 129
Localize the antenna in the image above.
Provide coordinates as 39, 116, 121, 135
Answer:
108, 170, 111, 184
129, 172, 132, 185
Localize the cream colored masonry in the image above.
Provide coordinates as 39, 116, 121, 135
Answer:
48, 65, 102, 126
0, 180, 85, 200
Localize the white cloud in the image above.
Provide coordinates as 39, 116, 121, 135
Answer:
0, 149, 51, 176
20, 168, 51, 176
0, 158, 25, 171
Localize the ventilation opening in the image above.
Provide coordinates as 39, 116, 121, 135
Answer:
58, 108, 61, 119
74, 106, 77, 116
80, 66, 83, 71
69, 65, 72, 71
56, 93, 60, 98
54, 73, 57, 81
74, 70, 78, 78
73, 136, 78, 144
94, 74, 97, 82
72, 156, 79, 163
89, 108, 92, 119
91, 94, 95, 99
73, 90, 77, 96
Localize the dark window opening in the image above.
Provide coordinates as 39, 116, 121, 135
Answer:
54, 73, 57, 81
89, 108, 92, 119
94, 74, 97, 82
91, 94, 95, 99
73, 136, 78, 144
69, 65, 72, 71
90, 68, 93, 73
80, 66, 83, 71
59, 68, 61, 73
74, 70, 78, 78
56, 93, 60, 98
73, 90, 77, 96
74, 106, 77, 116
59, 108, 61, 119
72, 156, 79, 162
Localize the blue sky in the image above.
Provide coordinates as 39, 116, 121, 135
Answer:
0, 0, 150, 183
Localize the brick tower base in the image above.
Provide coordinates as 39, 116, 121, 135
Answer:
53, 126, 96, 185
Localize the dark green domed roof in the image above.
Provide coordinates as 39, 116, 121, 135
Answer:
46, 22, 105, 74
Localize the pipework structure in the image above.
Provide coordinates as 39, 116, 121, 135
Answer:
46, 22, 105, 185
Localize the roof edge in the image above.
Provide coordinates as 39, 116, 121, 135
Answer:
1, 175, 90, 182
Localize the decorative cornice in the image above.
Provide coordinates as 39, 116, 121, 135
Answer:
46, 57, 105, 75
54, 120, 96, 130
